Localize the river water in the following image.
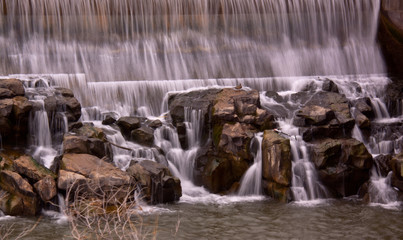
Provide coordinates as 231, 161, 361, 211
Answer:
2, 198, 403, 239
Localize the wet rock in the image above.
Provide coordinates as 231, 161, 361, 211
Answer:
352, 108, 370, 129
33, 176, 57, 202
127, 160, 181, 204
102, 115, 116, 125
255, 108, 276, 130
0, 98, 13, 118
60, 153, 131, 189
374, 154, 393, 177
390, 153, 403, 181
57, 170, 87, 190
71, 123, 107, 141
116, 116, 141, 138
201, 156, 235, 193
218, 123, 255, 160
295, 105, 335, 126
148, 119, 163, 129
352, 98, 374, 119
13, 155, 56, 182
63, 134, 110, 159
55, 87, 74, 98
130, 126, 154, 147
265, 91, 284, 103
261, 130, 292, 202
322, 79, 339, 93
0, 88, 15, 99
0, 170, 38, 216
0, 79, 25, 96
311, 138, 373, 197
169, 88, 221, 126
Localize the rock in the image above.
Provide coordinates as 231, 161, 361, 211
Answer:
63, 135, 110, 159
201, 156, 234, 193
374, 154, 393, 177
352, 98, 374, 119
0, 79, 25, 96
218, 123, 255, 160
262, 130, 292, 187
352, 108, 370, 129
295, 105, 335, 126
102, 115, 116, 125
116, 117, 141, 138
60, 154, 131, 188
262, 180, 291, 203
57, 170, 87, 190
311, 138, 373, 197
0, 98, 13, 118
265, 91, 284, 103
255, 108, 276, 130
322, 79, 339, 93
0, 170, 38, 216
390, 153, 403, 180
378, 1, 403, 78
13, 155, 56, 181
33, 176, 57, 202
130, 126, 154, 147
71, 124, 107, 141
55, 87, 74, 98
127, 160, 181, 204
311, 139, 342, 169
148, 119, 163, 129
0, 88, 15, 99
169, 88, 221, 126
306, 92, 353, 125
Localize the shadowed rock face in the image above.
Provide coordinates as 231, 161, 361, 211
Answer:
378, 0, 403, 78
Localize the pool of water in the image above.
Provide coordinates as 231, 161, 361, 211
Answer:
2, 199, 403, 239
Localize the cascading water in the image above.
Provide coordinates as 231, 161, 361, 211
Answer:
0, 0, 398, 205
238, 133, 263, 196
0, 0, 384, 82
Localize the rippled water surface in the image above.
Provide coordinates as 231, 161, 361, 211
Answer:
2, 199, 403, 239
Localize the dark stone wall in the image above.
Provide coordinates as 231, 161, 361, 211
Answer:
378, 0, 403, 79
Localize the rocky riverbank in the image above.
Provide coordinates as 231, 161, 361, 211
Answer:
1, 77, 402, 216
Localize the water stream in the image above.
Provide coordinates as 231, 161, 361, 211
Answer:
0, 0, 402, 238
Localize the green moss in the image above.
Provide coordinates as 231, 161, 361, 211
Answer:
28, 156, 57, 179
212, 124, 223, 147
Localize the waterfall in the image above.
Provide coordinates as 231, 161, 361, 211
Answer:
238, 133, 263, 196
0, 0, 384, 82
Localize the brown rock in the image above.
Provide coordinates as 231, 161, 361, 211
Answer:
60, 154, 131, 187
33, 176, 57, 202
0, 170, 38, 216
127, 160, 181, 204
262, 130, 292, 187
0, 79, 25, 96
0, 88, 15, 99
57, 170, 87, 190
13, 155, 56, 181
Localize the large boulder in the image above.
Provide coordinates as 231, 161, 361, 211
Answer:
130, 126, 154, 147
294, 91, 355, 141
58, 154, 132, 202
378, 0, 403, 78
13, 155, 56, 182
127, 160, 181, 204
311, 138, 373, 197
261, 130, 292, 202
0, 170, 38, 216
390, 153, 403, 191
33, 176, 57, 202
116, 117, 141, 139
0, 79, 25, 96
63, 134, 111, 159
